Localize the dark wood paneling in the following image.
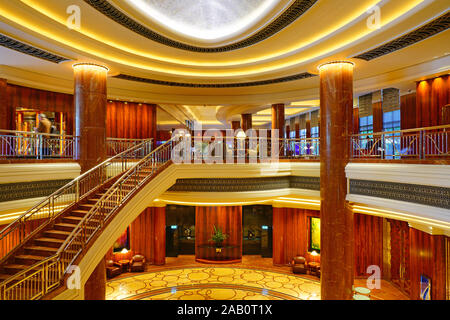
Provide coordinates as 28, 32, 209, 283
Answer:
195, 206, 242, 262
0, 79, 9, 130
106, 207, 166, 265
354, 213, 383, 277
0, 219, 45, 260
272, 207, 320, 265
241, 114, 252, 132
416, 75, 450, 128
409, 228, 447, 300
7, 84, 74, 134
372, 102, 383, 133
389, 219, 410, 295
84, 258, 106, 300
271, 104, 285, 138
400, 93, 417, 129
106, 101, 157, 139
352, 107, 359, 134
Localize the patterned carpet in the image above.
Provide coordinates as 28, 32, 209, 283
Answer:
106, 267, 321, 300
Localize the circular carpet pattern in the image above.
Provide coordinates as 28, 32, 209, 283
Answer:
106, 267, 320, 300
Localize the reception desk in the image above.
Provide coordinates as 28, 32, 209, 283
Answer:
195, 244, 241, 264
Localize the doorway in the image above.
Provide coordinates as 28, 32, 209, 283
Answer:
242, 205, 273, 257
166, 205, 196, 257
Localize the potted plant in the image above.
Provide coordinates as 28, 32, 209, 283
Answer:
209, 225, 228, 252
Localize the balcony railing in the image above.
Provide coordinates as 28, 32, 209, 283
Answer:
350, 125, 449, 160
106, 138, 153, 157
0, 130, 153, 159
0, 130, 77, 159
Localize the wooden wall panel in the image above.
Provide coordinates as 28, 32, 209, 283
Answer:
372, 102, 383, 133
195, 206, 242, 262
0, 79, 9, 130
409, 229, 447, 300
352, 107, 359, 134
416, 75, 450, 128
272, 207, 320, 265
106, 207, 166, 265
389, 219, 410, 295
0, 219, 45, 260
400, 93, 417, 129
354, 213, 383, 277
6, 84, 74, 134
106, 101, 157, 140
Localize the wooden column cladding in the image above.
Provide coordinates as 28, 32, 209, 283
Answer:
352, 107, 359, 134
231, 120, 240, 131
107, 101, 157, 139
372, 101, 383, 133
241, 114, 252, 132
272, 208, 320, 265
73, 64, 108, 173
0, 79, 9, 130
271, 103, 285, 138
416, 75, 450, 127
400, 93, 417, 129
319, 61, 354, 300
195, 206, 242, 263
84, 257, 106, 300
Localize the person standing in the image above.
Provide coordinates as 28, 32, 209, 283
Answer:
35, 114, 52, 157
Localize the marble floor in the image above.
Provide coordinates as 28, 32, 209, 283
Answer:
106, 255, 409, 300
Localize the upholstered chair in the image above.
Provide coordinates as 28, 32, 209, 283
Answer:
106, 260, 122, 279
130, 254, 146, 272
291, 256, 307, 274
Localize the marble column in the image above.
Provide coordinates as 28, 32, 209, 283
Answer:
73, 63, 108, 173
318, 61, 354, 300
231, 120, 241, 131
0, 78, 9, 130
241, 114, 252, 132
271, 103, 285, 138
84, 257, 106, 300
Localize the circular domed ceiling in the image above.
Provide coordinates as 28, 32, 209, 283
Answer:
124, 0, 282, 42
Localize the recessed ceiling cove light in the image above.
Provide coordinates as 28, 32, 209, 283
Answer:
125, 0, 281, 42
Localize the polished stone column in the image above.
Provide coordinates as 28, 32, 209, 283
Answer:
271, 103, 285, 138
318, 61, 354, 300
0, 78, 8, 130
241, 114, 252, 132
84, 257, 106, 300
73, 63, 108, 173
231, 120, 241, 131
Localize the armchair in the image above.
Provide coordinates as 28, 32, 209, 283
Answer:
291, 256, 307, 274
106, 260, 122, 279
130, 254, 146, 272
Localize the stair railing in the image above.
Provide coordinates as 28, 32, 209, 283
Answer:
0, 139, 153, 266
0, 139, 171, 300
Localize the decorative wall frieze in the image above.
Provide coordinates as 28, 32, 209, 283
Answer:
353, 12, 450, 61
0, 179, 72, 203
349, 179, 450, 210
0, 33, 70, 63
168, 176, 320, 192
113, 72, 316, 88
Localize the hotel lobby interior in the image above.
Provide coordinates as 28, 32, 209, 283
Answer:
0, 0, 449, 302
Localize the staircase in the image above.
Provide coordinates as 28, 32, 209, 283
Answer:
0, 185, 113, 284
0, 139, 160, 300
